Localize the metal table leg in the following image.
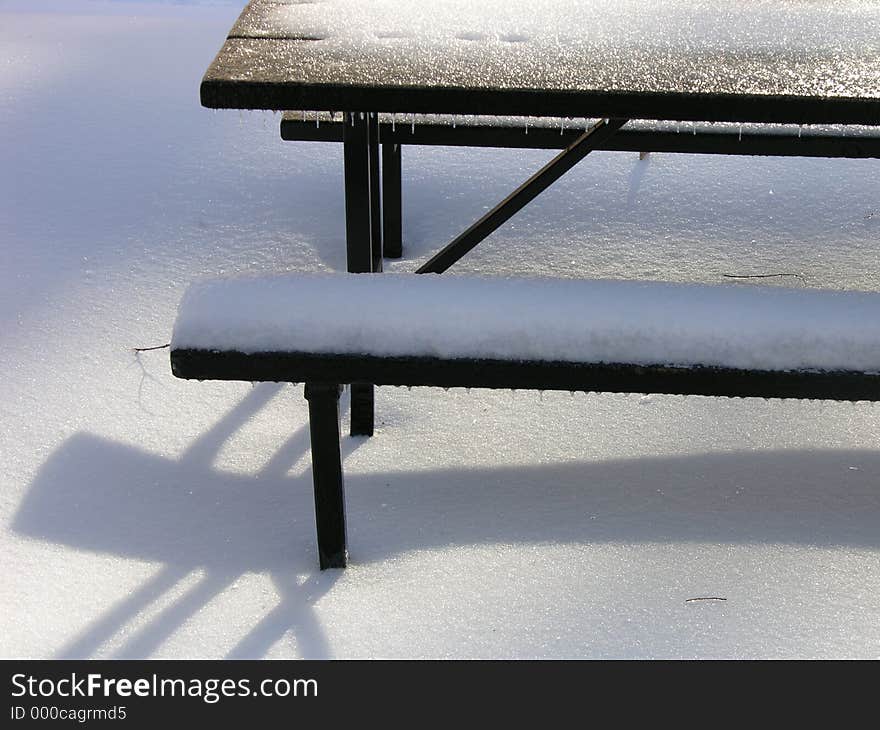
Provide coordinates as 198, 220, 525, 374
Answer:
343, 111, 377, 436
382, 141, 402, 258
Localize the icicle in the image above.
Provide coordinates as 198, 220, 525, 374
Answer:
798, 124, 803, 138
525, 117, 529, 135
316, 116, 320, 128
692, 121, 696, 135
738, 124, 743, 141
560, 117, 565, 135
453, 115, 457, 129
302, 109, 306, 122
411, 114, 415, 134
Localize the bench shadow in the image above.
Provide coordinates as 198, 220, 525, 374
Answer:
15, 383, 355, 659
12, 386, 880, 657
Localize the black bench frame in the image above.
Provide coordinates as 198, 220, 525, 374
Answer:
283, 111, 880, 438
283, 112, 880, 264
171, 347, 880, 568
192, 2, 880, 570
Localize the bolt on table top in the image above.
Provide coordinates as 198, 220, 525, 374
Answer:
201, 0, 880, 124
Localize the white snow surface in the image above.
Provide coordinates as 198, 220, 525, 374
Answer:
3, 1, 880, 660
174, 272, 880, 372
234, 0, 880, 53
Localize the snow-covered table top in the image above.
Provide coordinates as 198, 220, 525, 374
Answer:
172, 273, 880, 373
201, 0, 880, 124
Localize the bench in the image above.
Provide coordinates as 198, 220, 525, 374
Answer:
170, 272, 880, 569
280, 113, 880, 260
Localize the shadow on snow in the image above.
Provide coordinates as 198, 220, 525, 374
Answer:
12, 383, 880, 657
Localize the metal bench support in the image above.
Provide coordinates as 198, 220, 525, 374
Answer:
304, 383, 347, 569
343, 111, 379, 436
368, 114, 383, 272
343, 112, 374, 274
382, 142, 402, 258
172, 345, 880, 569
416, 118, 629, 274
282, 116, 880, 158
283, 114, 880, 268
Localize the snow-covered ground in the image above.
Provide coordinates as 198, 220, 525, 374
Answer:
2, 0, 880, 659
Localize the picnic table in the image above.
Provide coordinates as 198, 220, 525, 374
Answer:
191, 0, 880, 568
200, 0, 880, 434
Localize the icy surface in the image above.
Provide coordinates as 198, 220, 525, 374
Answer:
204, 0, 880, 120
174, 273, 880, 372
3, 1, 880, 660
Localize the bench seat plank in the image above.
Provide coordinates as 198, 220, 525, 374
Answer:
280, 113, 880, 158
171, 273, 880, 400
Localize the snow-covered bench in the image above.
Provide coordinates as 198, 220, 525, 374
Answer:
170, 272, 880, 569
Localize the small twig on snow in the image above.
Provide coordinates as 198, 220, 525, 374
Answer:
685, 597, 727, 603
722, 272, 807, 287
132, 343, 170, 352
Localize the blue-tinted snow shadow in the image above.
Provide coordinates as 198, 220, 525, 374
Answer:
12, 385, 880, 658
12, 383, 356, 659
626, 154, 651, 208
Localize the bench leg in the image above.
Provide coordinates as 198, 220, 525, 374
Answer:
343, 111, 378, 436
368, 113, 383, 271
382, 142, 402, 259
343, 111, 374, 273
349, 381, 374, 436
304, 383, 347, 570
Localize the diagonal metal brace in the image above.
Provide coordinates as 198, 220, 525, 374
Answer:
416, 117, 629, 274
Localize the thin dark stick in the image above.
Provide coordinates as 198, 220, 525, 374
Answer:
685, 597, 728, 603
133, 343, 170, 352
722, 272, 806, 286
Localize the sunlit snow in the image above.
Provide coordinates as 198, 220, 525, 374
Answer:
2, 0, 880, 659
